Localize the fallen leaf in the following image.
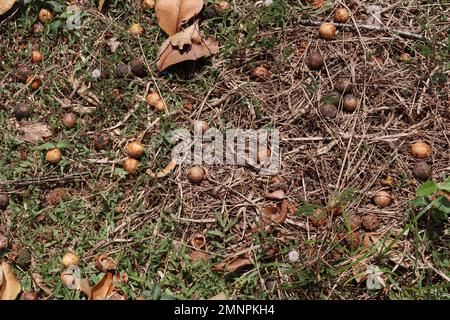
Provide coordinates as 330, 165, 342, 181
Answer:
90, 272, 115, 300
265, 189, 285, 200
209, 292, 227, 300
189, 251, 209, 263
271, 200, 288, 224
31, 272, 53, 296
17, 122, 52, 143
224, 257, 253, 273
94, 254, 117, 273
213, 254, 253, 273
169, 22, 202, 49
157, 37, 219, 72
147, 159, 177, 178
155, 0, 204, 36
0, 0, 16, 15
0, 261, 21, 300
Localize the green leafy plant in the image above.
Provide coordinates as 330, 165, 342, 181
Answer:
411, 178, 450, 237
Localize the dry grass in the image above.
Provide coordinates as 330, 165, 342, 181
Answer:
0, 0, 448, 300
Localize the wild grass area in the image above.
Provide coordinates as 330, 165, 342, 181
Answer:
0, 0, 449, 300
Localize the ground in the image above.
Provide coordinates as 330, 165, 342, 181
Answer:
0, 0, 449, 300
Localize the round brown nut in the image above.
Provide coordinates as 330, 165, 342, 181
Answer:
413, 161, 431, 181
115, 63, 130, 79
334, 8, 350, 23
187, 166, 205, 183
306, 51, 324, 70
123, 157, 140, 173
372, 191, 392, 208
127, 141, 145, 159
31, 51, 43, 64
410, 142, 431, 159
0, 194, 9, 210
343, 94, 358, 111
46, 149, 62, 164
16, 65, 32, 83
63, 113, 76, 128
21, 290, 38, 300
319, 104, 337, 119
335, 77, 352, 93
361, 214, 380, 231
14, 103, 30, 120
93, 134, 110, 150
130, 58, 148, 77
319, 22, 337, 39
38, 8, 54, 24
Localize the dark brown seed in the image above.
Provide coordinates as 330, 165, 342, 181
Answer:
16, 247, 32, 268
14, 103, 30, 121
306, 51, 324, 70
115, 63, 130, 79
0, 193, 9, 210
16, 65, 32, 83
413, 161, 431, 181
361, 214, 380, 231
343, 94, 358, 111
93, 134, 110, 150
130, 58, 148, 77
21, 290, 39, 300
335, 77, 352, 93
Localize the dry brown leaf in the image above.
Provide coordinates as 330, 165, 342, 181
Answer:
155, 0, 204, 36
208, 292, 227, 300
0, 261, 21, 300
213, 255, 253, 273
90, 272, 115, 300
94, 254, 117, 273
169, 22, 202, 49
271, 200, 288, 224
17, 122, 52, 143
0, 0, 16, 15
189, 251, 209, 263
31, 272, 53, 296
157, 37, 219, 72
147, 159, 177, 178
225, 257, 253, 273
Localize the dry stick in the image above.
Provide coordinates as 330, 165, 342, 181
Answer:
299, 20, 428, 41
0, 172, 90, 189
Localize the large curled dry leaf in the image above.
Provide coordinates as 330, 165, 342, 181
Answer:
155, 0, 204, 36
213, 254, 253, 274
17, 122, 52, 143
0, 0, 16, 15
89, 272, 116, 300
0, 262, 21, 300
146, 159, 177, 178
157, 37, 219, 72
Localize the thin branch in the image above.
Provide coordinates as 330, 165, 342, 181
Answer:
299, 19, 427, 41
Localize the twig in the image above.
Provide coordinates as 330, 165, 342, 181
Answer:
0, 172, 90, 189
299, 19, 427, 41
